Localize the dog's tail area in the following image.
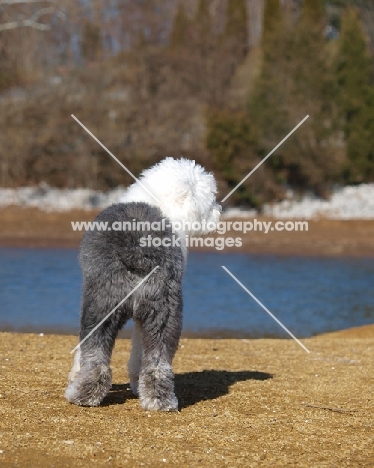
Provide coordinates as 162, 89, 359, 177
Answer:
80, 202, 184, 275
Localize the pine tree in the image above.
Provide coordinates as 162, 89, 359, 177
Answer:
217, 0, 249, 87
284, 0, 341, 194
336, 7, 374, 182
336, 7, 371, 125
249, 0, 289, 148
250, 0, 341, 195
170, 3, 189, 48
207, 0, 288, 205
294, 0, 327, 101
207, 109, 274, 207
225, 0, 248, 53
194, 0, 211, 41
262, 0, 282, 47
81, 21, 102, 61
301, 0, 326, 25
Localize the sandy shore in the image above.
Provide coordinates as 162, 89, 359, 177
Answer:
1, 206, 374, 256
0, 327, 373, 467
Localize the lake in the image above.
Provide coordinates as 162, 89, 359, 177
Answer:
0, 248, 373, 338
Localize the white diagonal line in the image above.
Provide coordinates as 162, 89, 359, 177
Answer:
71, 114, 160, 204
221, 266, 310, 353
70, 266, 159, 354
221, 115, 309, 203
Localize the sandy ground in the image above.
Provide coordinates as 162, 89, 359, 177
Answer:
0, 328, 373, 467
1, 206, 374, 257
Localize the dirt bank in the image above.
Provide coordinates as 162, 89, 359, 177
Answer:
1, 206, 374, 257
0, 329, 373, 467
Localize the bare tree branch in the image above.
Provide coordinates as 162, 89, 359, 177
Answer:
0, 0, 55, 5
0, 5, 54, 31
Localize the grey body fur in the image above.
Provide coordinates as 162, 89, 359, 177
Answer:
65, 202, 183, 411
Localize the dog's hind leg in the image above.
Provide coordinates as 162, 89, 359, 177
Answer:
128, 320, 142, 396
65, 282, 127, 407
137, 286, 182, 412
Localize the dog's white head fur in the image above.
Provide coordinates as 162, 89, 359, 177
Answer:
120, 157, 221, 236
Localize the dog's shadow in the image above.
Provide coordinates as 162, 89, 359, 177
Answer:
102, 370, 272, 408
176, 370, 272, 409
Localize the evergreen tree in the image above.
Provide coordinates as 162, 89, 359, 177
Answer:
336, 7, 374, 182
250, 0, 340, 195
301, 0, 326, 25
194, 0, 211, 41
249, 0, 289, 148
168, 0, 244, 106
224, 0, 248, 54
262, 0, 282, 47
336, 7, 371, 125
282, 0, 340, 194
217, 0, 249, 89
294, 0, 327, 101
196, 0, 210, 22
170, 3, 189, 48
207, 109, 276, 207
81, 21, 102, 61
206, 1, 282, 206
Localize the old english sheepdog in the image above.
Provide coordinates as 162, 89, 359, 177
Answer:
65, 157, 221, 411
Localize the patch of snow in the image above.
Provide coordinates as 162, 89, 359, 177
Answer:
222, 207, 257, 218
1, 183, 374, 219
263, 184, 374, 219
0, 185, 125, 212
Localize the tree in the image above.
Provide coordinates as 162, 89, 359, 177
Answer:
262, 0, 282, 47
335, 7, 374, 183
224, 0, 248, 56
167, 0, 241, 106
0, 0, 56, 32
293, 0, 328, 106
195, 0, 211, 39
207, 108, 275, 207
301, 0, 326, 26
81, 20, 102, 61
0, 0, 66, 89
249, 0, 289, 148
248, 0, 342, 196
170, 3, 189, 48
279, 0, 341, 194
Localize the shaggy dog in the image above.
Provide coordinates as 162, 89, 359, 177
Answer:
65, 158, 221, 411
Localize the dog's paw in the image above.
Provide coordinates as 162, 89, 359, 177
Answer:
65, 365, 112, 407
140, 394, 178, 412
138, 363, 178, 411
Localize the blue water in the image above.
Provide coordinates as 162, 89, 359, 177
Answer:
0, 248, 373, 338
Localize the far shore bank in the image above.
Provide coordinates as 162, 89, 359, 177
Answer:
1, 323, 373, 340
1, 206, 374, 257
